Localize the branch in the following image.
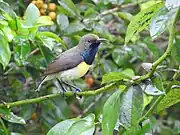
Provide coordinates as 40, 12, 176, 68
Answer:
134, 7, 180, 84
0, 83, 117, 108
138, 7, 180, 124
83, 3, 137, 23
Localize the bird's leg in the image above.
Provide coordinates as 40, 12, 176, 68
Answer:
56, 79, 67, 93
60, 79, 82, 93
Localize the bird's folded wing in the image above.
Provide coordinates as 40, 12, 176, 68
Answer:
44, 48, 83, 75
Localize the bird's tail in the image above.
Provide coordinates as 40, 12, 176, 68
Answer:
36, 76, 47, 92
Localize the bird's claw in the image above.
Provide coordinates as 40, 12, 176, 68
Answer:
73, 88, 82, 99
75, 88, 81, 93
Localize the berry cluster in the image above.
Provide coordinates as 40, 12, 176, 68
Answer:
31, 0, 56, 20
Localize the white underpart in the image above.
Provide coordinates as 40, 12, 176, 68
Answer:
36, 64, 88, 91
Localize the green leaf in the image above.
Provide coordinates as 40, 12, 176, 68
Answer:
16, 18, 29, 36
38, 42, 54, 65
3, 112, 26, 124
152, 74, 164, 92
156, 88, 180, 113
56, 5, 74, 17
150, 7, 177, 39
121, 68, 135, 78
0, 33, 11, 69
84, 8, 98, 18
102, 91, 121, 135
143, 94, 153, 108
14, 40, 31, 66
47, 119, 77, 135
140, 0, 159, 10
0, 107, 10, 115
38, 32, 67, 49
24, 3, 40, 27
117, 12, 133, 21
64, 22, 85, 35
102, 72, 131, 84
119, 85, 144, 129
36, 16, 54, 26
96, 59, 118, 76
57, 14, 69, 31
0, 1, 16, 19
67, 114, 95, 135
0, 20, 8, 26
47, 114, 95, 135
125, 2, 163, 44
112, 48, 131, 67
2, 26, 15, 42
39, 37, 56, 51
58, 0, 81, 19
140, 80, 165, 96
143, 38, 160, 60
165, 0, 180, 10
20, 43, 31, 60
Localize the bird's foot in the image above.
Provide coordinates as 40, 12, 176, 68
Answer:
73, 88, 82, 99
75, 88, 81, 93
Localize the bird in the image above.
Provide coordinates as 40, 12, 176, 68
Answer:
36, 34, 106, 92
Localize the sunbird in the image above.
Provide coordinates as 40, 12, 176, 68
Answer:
36, 34, 106, 92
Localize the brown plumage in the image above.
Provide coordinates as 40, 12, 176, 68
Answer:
45, 47, 83, 75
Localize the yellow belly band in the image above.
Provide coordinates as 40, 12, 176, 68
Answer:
77, 61, 91, 77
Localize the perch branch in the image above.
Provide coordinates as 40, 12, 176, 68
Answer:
138, 7, 180, 124
0, 83, 116, 108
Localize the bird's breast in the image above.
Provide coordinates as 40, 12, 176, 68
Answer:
59, 61, 91, 81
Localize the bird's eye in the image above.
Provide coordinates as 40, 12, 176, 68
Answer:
87, 40, 91, 43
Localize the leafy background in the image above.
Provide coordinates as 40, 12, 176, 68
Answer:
0, 0, 180, 135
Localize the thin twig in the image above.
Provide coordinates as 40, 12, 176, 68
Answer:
83, 3, 137, 23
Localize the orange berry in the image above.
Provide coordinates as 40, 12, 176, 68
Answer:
85, 77, 94, 88
36, 0, 43, 8
88, 83, 91, 89
48, 3, 56, 11
88, 77, 94, 85
49, 11, 56, 20
40, 9, 46, 15
43, 4, 48, 9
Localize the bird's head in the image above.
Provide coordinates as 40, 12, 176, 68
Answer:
78, 34, 107, 65
78, 34, 106, 50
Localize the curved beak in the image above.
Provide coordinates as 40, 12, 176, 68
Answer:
96, 38, 108, 44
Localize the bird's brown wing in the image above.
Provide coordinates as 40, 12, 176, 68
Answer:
44, 47, 83, 75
